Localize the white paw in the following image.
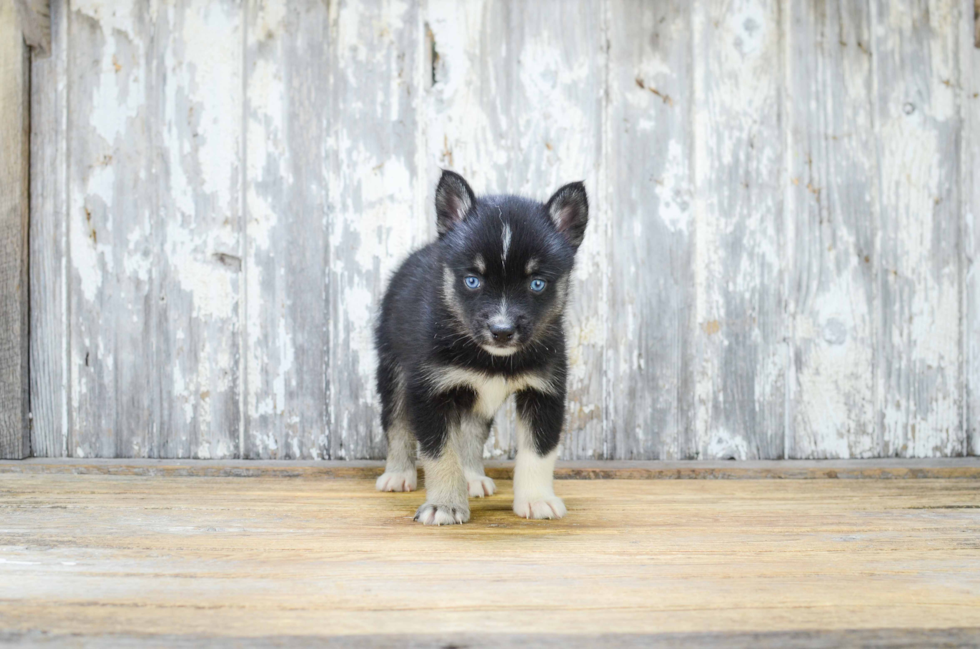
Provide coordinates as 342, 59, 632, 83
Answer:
375, 469, 417, 492
414, 502, 469, 525
466, 475, 496, 498
513, 495, 566, 520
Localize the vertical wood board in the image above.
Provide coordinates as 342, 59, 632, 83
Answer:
605, 0, 695, 459
0, 0, 31, 459
872, 0, 963, 457
243, 0, 331, 459
29, 0, 68, 457
326, 0, 425, 459
784, 0, 877, 458
68, 0, 242, 458
963, 0, 980, 454
692, 0, 786, 459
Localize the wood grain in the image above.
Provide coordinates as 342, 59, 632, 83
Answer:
243, 0, 331, 459
28, 0, 67, 458
26, 1, 980, 460
872, 0, 963, 457
4, 629, 980, 648
67, 0, 151, 457
692, 0, 786, 459
1, 474, 979, 639
67, 0, 243, 458
2, 458, 979, 480
156, 0, 244, 459
0, 0, 31, 460
784, 1, 877, 457
606, 1, 695, 460
965, 0, 980, 456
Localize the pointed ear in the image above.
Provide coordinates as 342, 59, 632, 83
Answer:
435, 170, 477, 236
545, 181, 588, 250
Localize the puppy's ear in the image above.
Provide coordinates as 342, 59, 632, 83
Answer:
545, 182, 588, 250
435, 170, 477, 236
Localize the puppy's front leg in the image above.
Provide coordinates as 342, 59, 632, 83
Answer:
513, 389, 566, 519
409, 396, 470, 525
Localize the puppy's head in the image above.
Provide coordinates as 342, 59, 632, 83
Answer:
435, 170, 588, 357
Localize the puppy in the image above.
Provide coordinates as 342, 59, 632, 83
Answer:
374, 170, 588, 525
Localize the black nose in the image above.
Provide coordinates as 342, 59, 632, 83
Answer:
489, 322, 516, 342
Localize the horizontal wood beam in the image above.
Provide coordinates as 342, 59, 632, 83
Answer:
0, 0, 32, 459
2, 458, 979, 480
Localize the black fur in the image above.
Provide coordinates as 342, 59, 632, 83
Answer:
375, 171, 588, 461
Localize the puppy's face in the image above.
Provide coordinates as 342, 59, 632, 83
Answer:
434, 171, 588, 356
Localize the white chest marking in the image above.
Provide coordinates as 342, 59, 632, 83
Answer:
427, 366, 556, 420
473, 375, 511, 419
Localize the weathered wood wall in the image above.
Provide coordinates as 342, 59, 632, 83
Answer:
27, 0, 980, 460
1, 0, 33, 459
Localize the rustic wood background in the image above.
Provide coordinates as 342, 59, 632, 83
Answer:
28, 0, 980, 460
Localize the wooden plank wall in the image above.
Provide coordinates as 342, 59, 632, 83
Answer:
0, 0, 32, 459
965, 0, 980, 457
28, 0, 980, 460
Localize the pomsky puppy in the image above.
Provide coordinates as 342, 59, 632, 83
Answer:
374, 170, 589, 525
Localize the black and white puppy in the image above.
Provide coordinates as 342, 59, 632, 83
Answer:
374, 170, 588, 525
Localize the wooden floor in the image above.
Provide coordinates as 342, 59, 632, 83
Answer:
2, 463, 980, 647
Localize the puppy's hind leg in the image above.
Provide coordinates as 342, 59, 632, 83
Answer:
460, 416, 496, 498
376, 362, 417, 492
376, 417, 417, 492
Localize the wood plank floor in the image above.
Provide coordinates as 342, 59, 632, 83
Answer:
2, 468, 980, 647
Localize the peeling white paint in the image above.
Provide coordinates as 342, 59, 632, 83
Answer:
35, 0, 975, 461
655, 140, 691, 234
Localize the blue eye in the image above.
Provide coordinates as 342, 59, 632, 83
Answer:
464, 276, 481, 289
530, 278, 547, 292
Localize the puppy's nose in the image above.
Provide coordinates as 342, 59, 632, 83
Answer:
489, 322, 516, 342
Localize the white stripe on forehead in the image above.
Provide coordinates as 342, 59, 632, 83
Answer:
501, 223, 512, 268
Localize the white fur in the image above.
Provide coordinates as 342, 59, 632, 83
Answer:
426, 366, 558, 419
487, 301, 517, 357
415, 503, 467, 525
415, 442, 470, 525
501, 223, 512, 266
513, 493, 566, 519
464, 469, 496, 497
480, 344, 518, 357
375, 469, 417, 492
513, 419, 564, 519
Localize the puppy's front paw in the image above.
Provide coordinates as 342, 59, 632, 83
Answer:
513, 495, 566, 520
466, 475, 496, 498
414, 502, 469, 525
376, 469, 417, 492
